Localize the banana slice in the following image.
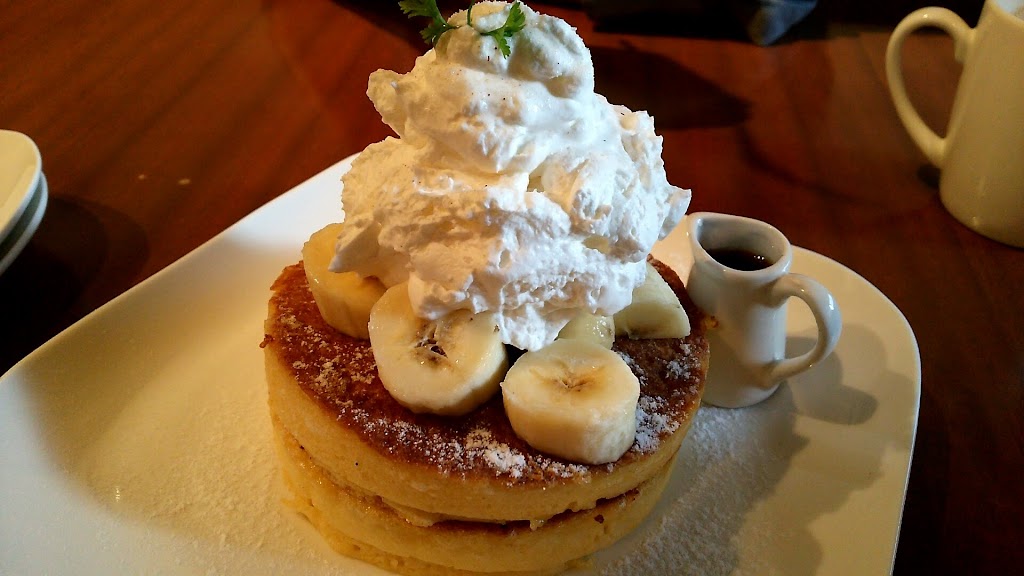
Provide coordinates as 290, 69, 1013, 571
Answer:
613, 262, 690, 339
303, 223, 386, 339
368, 283, 508, 416
501, 340, 640, 465
557, 312, 615, 349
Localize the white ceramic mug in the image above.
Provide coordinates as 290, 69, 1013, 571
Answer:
686, 213, 842, 408
886, 0, 1024, 247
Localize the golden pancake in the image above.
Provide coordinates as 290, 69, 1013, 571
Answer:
262, 258, 709, 573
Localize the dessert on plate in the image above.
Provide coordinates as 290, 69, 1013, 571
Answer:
262, 2, 709, 574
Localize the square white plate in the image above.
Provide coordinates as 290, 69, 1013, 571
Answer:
0, 156, 919, 575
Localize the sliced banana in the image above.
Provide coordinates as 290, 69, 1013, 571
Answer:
368, 283, 508, 416
501, 340, 639, 465
557, 312, 615, 349
613, 262, 690, 339
303, 224, 386, 339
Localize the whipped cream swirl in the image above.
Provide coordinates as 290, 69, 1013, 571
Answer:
332, 1, 690, 351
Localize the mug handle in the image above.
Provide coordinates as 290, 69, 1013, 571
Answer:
885, 7, 973, 167
765, 273, 842, 383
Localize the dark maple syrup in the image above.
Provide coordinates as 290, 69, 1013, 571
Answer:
707, 248, 772, 271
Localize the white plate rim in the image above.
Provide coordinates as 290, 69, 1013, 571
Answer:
0, 171, 48, 275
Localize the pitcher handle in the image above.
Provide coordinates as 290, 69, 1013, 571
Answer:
765, 273, 842, 383
885, 7, 973, 167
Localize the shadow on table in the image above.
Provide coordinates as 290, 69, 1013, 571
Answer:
916, 164, 941, 194
592, 43, 751, 131
585, 0, 985, 42
320, 0, 986, 45
0, 197, 149, 374
327, 0, 432, 47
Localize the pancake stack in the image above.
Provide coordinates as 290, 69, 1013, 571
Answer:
263, 259, 708, 575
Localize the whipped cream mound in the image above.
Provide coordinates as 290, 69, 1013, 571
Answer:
332, 1, 690, 351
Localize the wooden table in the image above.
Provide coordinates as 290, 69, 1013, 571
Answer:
1, 0, 1020, 573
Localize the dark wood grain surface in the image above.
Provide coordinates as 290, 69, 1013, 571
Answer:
1, 0, 1021, 573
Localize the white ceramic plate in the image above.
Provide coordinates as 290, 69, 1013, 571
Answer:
0, 130, 42, 244
0, 157, 919, 575
0, 172, 49, 275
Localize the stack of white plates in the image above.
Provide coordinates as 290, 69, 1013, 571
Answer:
0, 130, 48, 275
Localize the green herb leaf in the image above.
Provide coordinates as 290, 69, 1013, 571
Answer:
480, 2, 526, 58
399, 1, 526, 56
399, 0, 458, 45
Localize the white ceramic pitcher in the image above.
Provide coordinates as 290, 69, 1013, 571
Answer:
886, 0, 1024, 247
686, 212, 842, 408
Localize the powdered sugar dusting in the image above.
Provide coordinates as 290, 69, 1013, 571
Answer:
349, 405, 589, 481
634, 395, 678, 454
466, 428, 529, 478
616, 348, 694, 457
617, 350, 647, 386
665, 358, 689, 380
592, 402, 801, 575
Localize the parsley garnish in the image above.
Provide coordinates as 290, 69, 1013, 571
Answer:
399, 0, 458, 46
400, 1, 525, 58
479, 2, 526, 57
